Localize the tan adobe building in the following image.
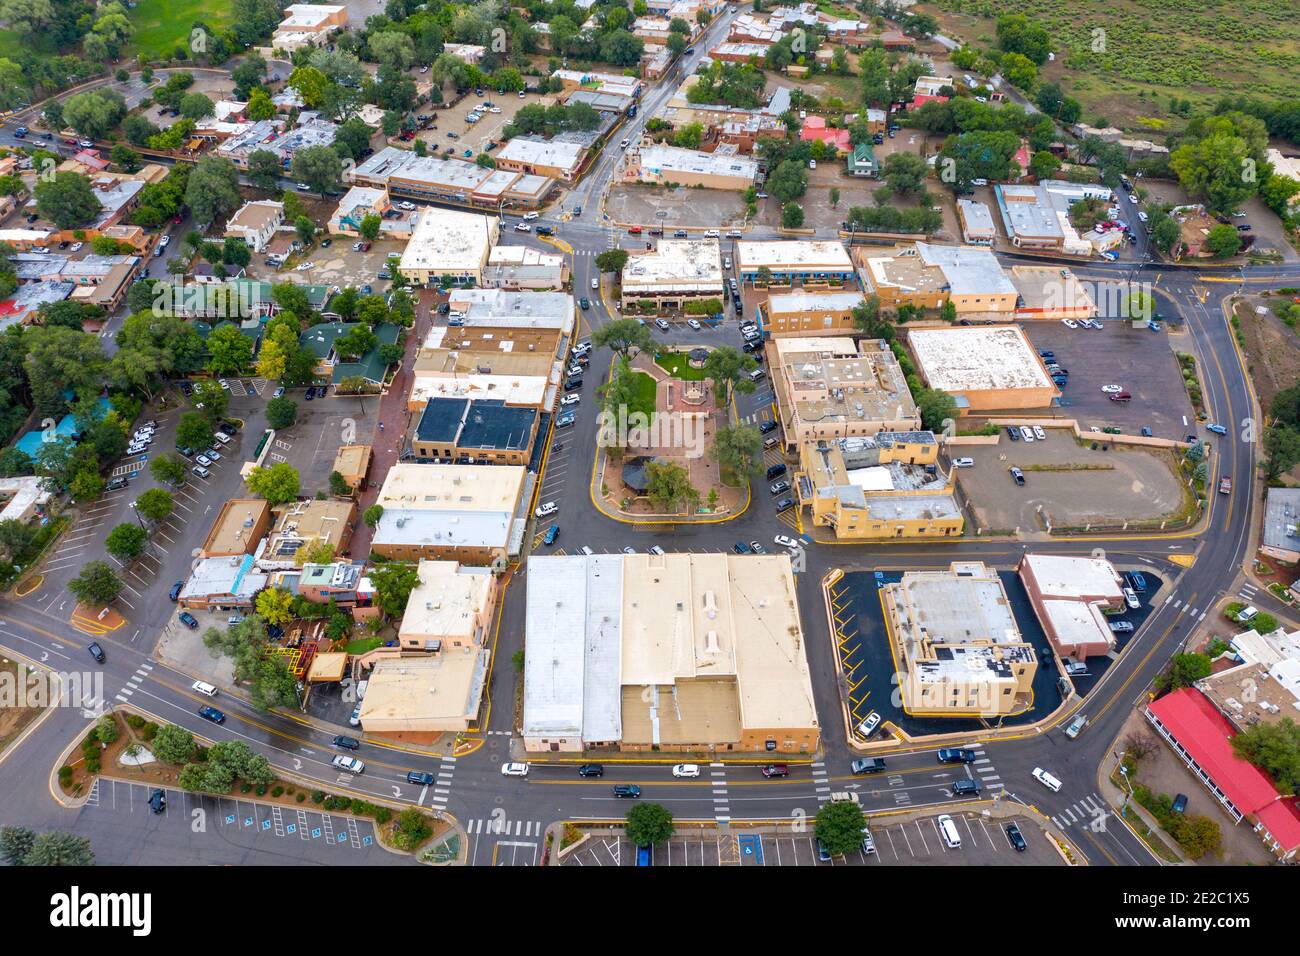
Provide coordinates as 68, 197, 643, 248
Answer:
957, 199, 996, 245
620, 239, 724, 310
398, 559, 500, 652
409, 348, 557, 413
523, 552, 819, 754
855, 243, 1018, 319
483, 245, 569, 291
771, 336, 920, 448
224, 200, 284, 253
331, 445, 371, 493
795, 431, 964, 540
1008, 266, 1097, 321
357, 654, 487, 739
494, 138, 587, 182
269, 4, 348, 53
1018, 553, 1125, 661
200, 499, 272, 558
622, 144, 759, 190
761, 290, 863, 337
908, 325, 1058, 412
397, 209, 499, 286
369, 463, 526, 564
255, 499, 356, 570
882, 562, 1038, 717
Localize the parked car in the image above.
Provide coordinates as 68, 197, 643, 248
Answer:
759, 420, 778, 434
178, 612, 199, 629
952, 457, 974, 468
1005, 822, 1027, 851
732, 541, 751, 554
543, 523, 560, 546
857, 711, 882, 737
769, 479, 790, 495
1123, 586, 1140, 609
1206, 423, 1228, 435
535, 501, 558, 518
147, 788, 167, 814
1109, 620, 1134, 633
501, 762, 529, 777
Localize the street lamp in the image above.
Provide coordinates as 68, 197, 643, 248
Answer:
1116, 753, 1133, 817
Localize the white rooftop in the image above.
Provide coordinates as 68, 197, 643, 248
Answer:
621, 239, 724, 295
736, 239, 853, 272
909, 326, 1052, 393
399, 209, 495, 275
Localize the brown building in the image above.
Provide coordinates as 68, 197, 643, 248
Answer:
200, 499, 272, 558
1018, 554, 1125, 661
761, 290, 863, 337
411, 397, 539, 466
855, 243, 1018, 320
331, 445, 371, 494
256, 499, 357, 570
908, 326, 1059, 413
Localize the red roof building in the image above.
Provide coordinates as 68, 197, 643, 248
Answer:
798, 116, 850, 155
1147, 687, 1300, 859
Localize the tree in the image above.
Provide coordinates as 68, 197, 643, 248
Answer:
34, 173, 103, 229
69, 469, 104, 503
702, 345, 758, 404
247, 149, 284, 192
186, 156, 241, 227
829, 187, 840, 207
1000, 52, 1038, 91
0, 518, 35, 563
625, 803, 674, 847
135, 488, 174, 523
1030, 150, 1061, 181
996, 13, 1052, 65
364, 506, 385, 533
591, 318, 654, 357
781, 202, 804, 228
255, 588, 296, 625
880, 152, 929, 198
916, 388, 956, 432
1231, 718, 1300, 794
390, 807, 433, 851
711, 424, 762, 482
21, 831, 94, 866
206, 324, 254, 376
328, 470, 351, 497
0, 826, 35, 866
815, 799, 865, 856
179, 92, 215, 120
105, 522, 146, 561
595, 249, 630, 274
1155, 652, 1213, 692
370, 561, 420, 616
1150, 214, 1182, 255
644, 461, 698, 513
177, 412, 214, 451
266, 397, 299, 430
246, 463, 300, 505
767, 160, 808, 203
68, 561, 123, 606
292, 145, 344, 196
359, 214, 382, 242
1204, 224, 1242, 259
62, 88, 127, 139
152, 724, 198, 764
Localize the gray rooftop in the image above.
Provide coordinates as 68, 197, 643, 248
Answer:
1263, 488, 1300, 554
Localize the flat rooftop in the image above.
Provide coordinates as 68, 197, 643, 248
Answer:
415, 397, 537, 452
767, 290, 863, 314
1021, 553, 1124, 600
399, 559, 494, 642
377, 462, 525, 514
736, 239, 853, 272
778, 338, 917, 426
1263, 488, 1300, 554
201, 499, 269, 555
860, 242, 1016, 298
621, 239, 723, 294
909, 326, 1052, 393
400, 209, 495, 274
496, 137, 585, 171
636, 144, 758, 180
447, 289, 575, 333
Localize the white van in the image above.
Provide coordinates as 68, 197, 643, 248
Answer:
748, 368, 767, 383
191, 680, 218, 697
937, 814, 962, 848
1032, 767, 1062, 792
952, 457, 974, 468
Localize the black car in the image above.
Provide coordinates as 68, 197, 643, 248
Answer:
732, 541, 752, 554
406, 771, 436, 786
1006, 426, 1020, 441
758, 421, 778, 434
218, 421, 239, 435
937, 747, 977, 764
742, 340, 762, 353
169, 580, 183, 601
147, 788, 167, 814
612, 785, 641, 798
1005, 822, 1027, 851
673, 229, 688, 238
332, 735, 361, 750
198, 706, 225, 724
106, 477, 128, 491
87, 642, 106, 664
766, 463, 787, 481
578, 764, 604, 777
775, 497, 795, 512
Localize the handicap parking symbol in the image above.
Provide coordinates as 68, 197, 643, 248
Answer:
244, 817, 253, 827
261, 820, 272, 831
311, 827, 322, 839
337, 833, 347, 843
225, 814, 235, 825
287, 823, 297, 834
362, 836, 372, 846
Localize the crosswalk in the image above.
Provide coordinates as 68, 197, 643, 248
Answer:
114, 661, 153, 704
223, 378, 269, 397
465, 817, 546, 837
710, 762, 730, 823
426, 754, 457, 811
971, 750, 1001, 788
811, 760, 830, 802
1238, 581, 1259, 605
1050, 792, 1110, 833
1163, 594, 1208, 622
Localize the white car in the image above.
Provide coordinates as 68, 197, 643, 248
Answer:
332, 755, 364, 774
158, 235, 171, 248
952, 457, 974, 468
1137, 210, 1149, 222
295, 182, 311, 191
523, 211, 539, 221
1033, 426, 1046, 441
687, 318, 702, 330
69, 242, 82, 252
195, 454, 213, 467
560, 394, 580, 406
515, 222, 531, 232
672, 763, 700, 778
535, 501, 558, 518
1061, 318, 1078, 329
1032, 767, 1062, 792
857, 711, 882, 737
619, 138, 630, 149
591, 277, 599, 290
774, 534, 800, 549
397, 201, 416, 211
296, 262, 313, 271
1100, 384, 1123, 394
1128, 193, 1139, 204
808, 159, 816, 169
501, 762, 529, 777
1020, 426, 1034, 443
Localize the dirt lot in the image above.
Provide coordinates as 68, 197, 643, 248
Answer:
606, 184, 747, 229
0, 658, 45, 752
1021, 320, 1197, 439
957, 430, 1187, 532
1234, 296, 1300, 412
246, 233, 404, 291
416, 90, 561, 159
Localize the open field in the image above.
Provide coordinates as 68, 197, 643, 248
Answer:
918, 0, 1300, 131
126, 0, 235, 60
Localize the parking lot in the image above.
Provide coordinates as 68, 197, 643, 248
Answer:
1023, 320, 1196, 439
957, 430, 1186, 532
247, 235, 402, 291
605, 185, 747, 229
560, 812, 1063, 866
76, 778, 408, 865
415, 89, 559, 159
266, 393, 381, 497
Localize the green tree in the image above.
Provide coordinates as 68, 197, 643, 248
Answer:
266, 397, 298, 430
591, 317, 654, 357
916, 388, 956, 432
292, 145, 344, 196
68, 561, 123, 606
151, 724, 198, 764
206, 324, 254, 376
247, 149, 284, 192
104, 522, 146, 561
359, 213, 382, 241
625, 802, 674, 847
21, 831, 94, 866
0, 826, 35, 866
255, 588, 296, 625
1204, 224, 1242, 258
245, 462, 300, 505
1231, 717, 1300, 794
711, 424, 762, 482
34, 173, 103, 229
135, 487, 174, 523
815, 799, 865, 856
363, 504, 384, 530
176, 412, 214, 451
185, 156, 242, 226
644, 460, 698, 513
1155, 652, 1213, 692
370, 561, 420, 616
702, 345, 758, 404
767, 159, 808, 203
781, 201, 804, 228
62, 88, 127, 139
595, 248, 630, 274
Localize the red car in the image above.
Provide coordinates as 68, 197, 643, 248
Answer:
761, 764, 789, 778
628, 225, 642, 234
173, 213, 184, 225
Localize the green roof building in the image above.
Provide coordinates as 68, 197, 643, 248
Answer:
848, 143, 879, 179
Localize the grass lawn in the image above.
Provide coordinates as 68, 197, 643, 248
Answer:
344, 636, 385, 655
654, 350, 709, 381
628, 370, 657, 420
126, 0, 235, 61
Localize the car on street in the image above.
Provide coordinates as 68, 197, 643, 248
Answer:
332, 755, 364, 774
501, 762, 530, 777
88, 642, 106, 663
1219, 476, 1232, 495
762, 764, 789, 778
407, 771, 435, 786
514, 222, 531, 232
1206, 423, 1227, 435
535, 501, 558, 518
1101, 384, 1123, 393
1005, 822, 1027, 851
774, 535, 799, 550
672, 763, 700, 778
578, 297, 590, 310
332, 735, 360, 750
1032, 767, 1063, 792
577, 764, 604, 777
1010, 466, 1026, 486
612, 785, 641, 798
851, 757, 887, 774
523, 211, 539, 220
937, 748, 976, 764
198, 705, 225, 724
178, 611, 200, 629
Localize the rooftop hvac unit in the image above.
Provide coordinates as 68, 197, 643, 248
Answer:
704, 631, 720, 654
